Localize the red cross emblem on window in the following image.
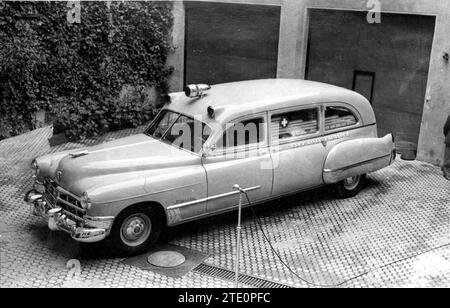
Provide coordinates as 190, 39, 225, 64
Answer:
280, 117, 289, 128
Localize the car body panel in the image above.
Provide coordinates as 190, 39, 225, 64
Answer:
202, 147, 273, 214
271, 141, 326, 196
87, 164, 207, 225
323, 134, 394, 184
55, 134, 199, 196
268, 105, 325, 195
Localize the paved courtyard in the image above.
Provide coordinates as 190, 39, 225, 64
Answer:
0, 126, 449, 288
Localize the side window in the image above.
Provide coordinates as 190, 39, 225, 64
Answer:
162, 115, 212, 153
271, 108, 319, 142
325, 106, 358, 131
217, 118, 265, 149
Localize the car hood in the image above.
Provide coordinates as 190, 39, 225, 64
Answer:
54, 134, 200, 195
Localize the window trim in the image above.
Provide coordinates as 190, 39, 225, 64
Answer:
322, 102, 362, 134
269, 105, 322, 146
145, 109, 181, 139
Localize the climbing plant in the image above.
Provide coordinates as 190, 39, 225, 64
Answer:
0, 1, 173, 140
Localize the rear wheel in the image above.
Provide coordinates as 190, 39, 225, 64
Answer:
335, 174, 366, 199
107, 205, 162, 257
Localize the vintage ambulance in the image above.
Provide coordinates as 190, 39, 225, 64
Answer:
25, 79, 395, 255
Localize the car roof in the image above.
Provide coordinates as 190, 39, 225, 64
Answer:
165, 79, 375, 125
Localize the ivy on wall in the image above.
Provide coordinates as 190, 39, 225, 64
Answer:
0, 1, 173, 141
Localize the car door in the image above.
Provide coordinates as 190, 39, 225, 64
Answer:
202, 113, 273, 213
270, 105, 327, 196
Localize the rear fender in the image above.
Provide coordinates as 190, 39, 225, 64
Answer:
323, 134, 394, 184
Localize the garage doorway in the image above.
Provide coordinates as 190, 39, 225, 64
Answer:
306, 9, 436, 154
184, 2, 281, 85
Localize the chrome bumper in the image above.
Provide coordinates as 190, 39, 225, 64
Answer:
25, 190, 113, 243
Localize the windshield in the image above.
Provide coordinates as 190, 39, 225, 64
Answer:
145, 110, 212, 153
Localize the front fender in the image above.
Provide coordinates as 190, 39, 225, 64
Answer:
323, 134, 394, 184
35, 150, 76, 180
85, 165, 207, 223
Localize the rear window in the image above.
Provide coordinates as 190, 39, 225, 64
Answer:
324, 106, 358, 131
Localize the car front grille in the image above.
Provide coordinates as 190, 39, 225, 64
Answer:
43, 178, 86, 223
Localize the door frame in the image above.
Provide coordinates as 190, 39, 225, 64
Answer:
201, 112, 273, 212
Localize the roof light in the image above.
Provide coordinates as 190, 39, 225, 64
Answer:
184, 84, 211, 98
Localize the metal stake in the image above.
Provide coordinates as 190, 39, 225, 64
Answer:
233, 184, 243, 287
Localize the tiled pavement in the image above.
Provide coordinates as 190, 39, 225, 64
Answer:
0, 126, 449, 288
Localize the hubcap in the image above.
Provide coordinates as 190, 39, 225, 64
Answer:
120, 214, 151, 247
343, 175, 361, 190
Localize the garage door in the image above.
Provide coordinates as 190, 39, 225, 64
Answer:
184, 2, 280, 85
306, 9, 435, 154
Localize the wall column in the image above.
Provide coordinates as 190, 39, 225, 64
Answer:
276, 0, 307, 79
417, 1, 450, 165
167, 0, 185, 92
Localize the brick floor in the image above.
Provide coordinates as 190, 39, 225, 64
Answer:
0, 126, 449, 288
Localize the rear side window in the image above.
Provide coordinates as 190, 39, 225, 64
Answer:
324, 106, 358, 131
271, 108, 319, 142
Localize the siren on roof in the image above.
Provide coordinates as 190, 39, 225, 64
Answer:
184, 84, 211, 98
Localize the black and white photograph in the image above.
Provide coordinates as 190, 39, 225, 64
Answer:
0, 0, 449, 292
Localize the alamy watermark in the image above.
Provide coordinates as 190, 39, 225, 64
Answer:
67, 1, 81, 24
367, 0, 382, 24
151, 114, 289, 170
61, 259, 103, 287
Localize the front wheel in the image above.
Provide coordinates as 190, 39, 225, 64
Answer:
335, 174, 366, 199
106, 205, 162, 257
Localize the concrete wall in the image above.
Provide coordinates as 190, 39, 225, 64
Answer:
183, 1, 280, 85
306, 9, 436, 153
167, 0, 450, 165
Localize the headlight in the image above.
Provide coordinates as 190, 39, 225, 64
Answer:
81, 192, 92, 210
31, 159, 40, 177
